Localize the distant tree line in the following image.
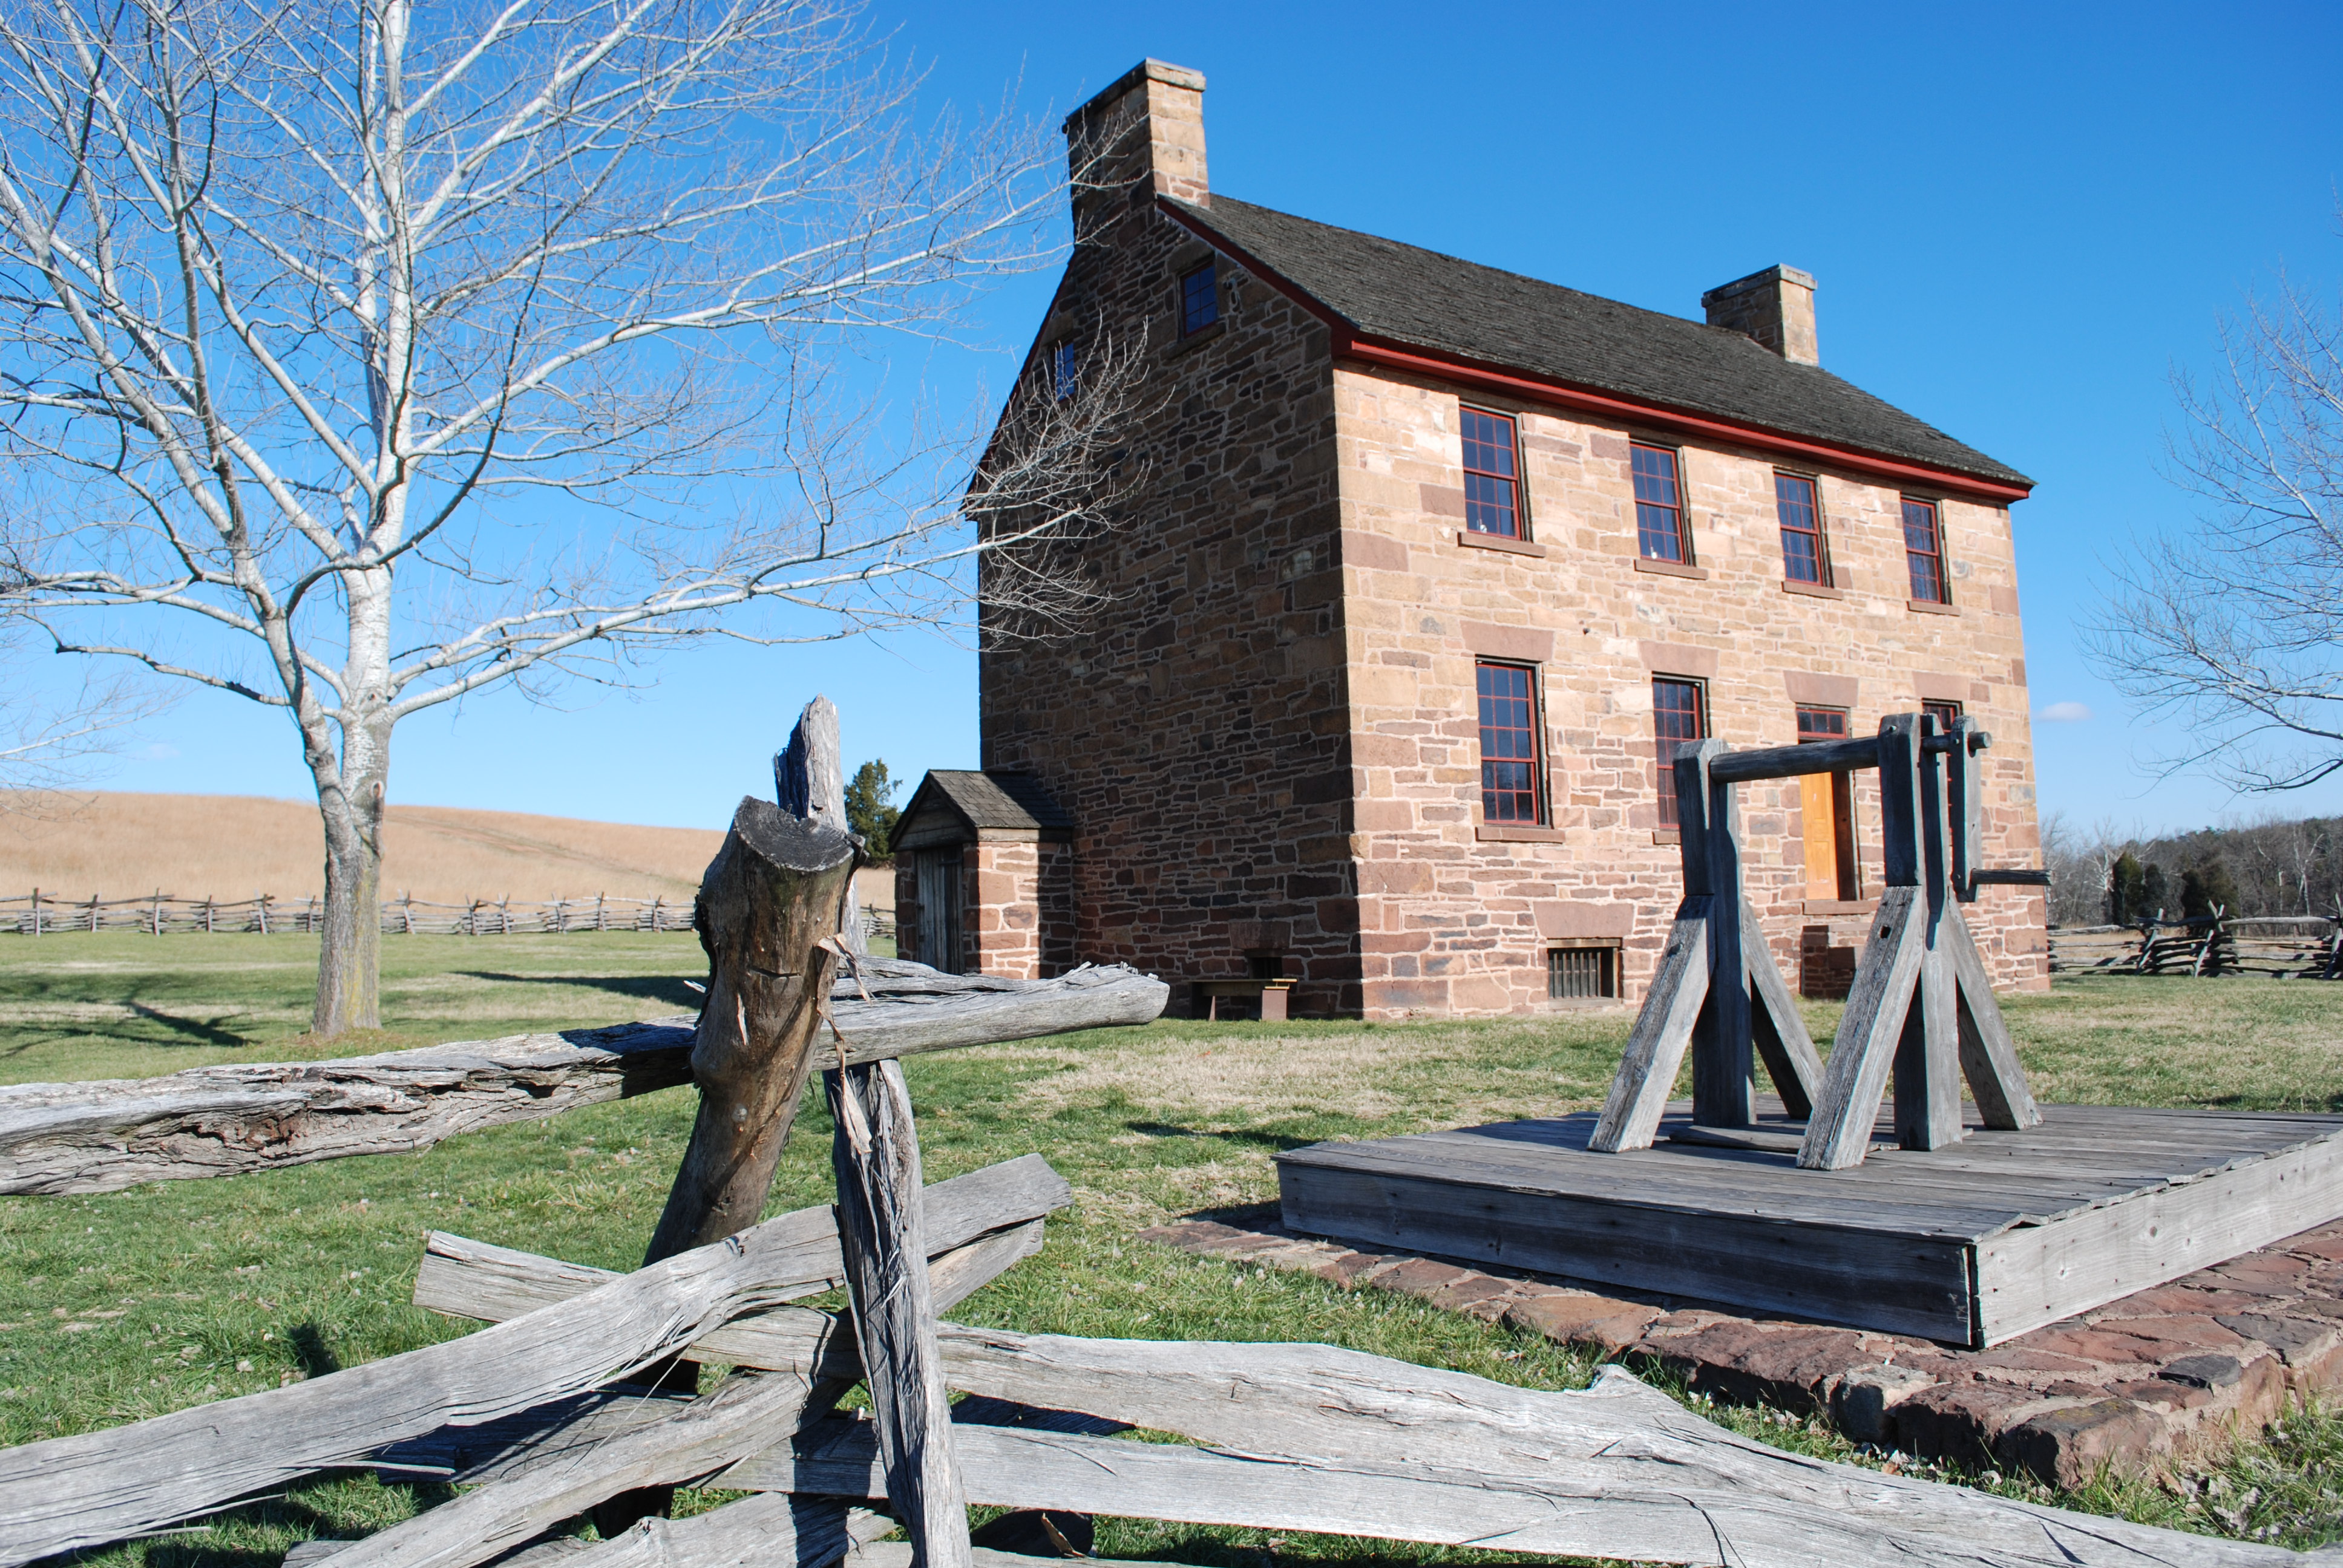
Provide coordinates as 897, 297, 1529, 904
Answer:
2040, 813, 2339, 926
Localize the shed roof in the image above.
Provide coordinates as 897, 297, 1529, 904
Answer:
901, 770, 1073, 838
1164, 195, 2030, 492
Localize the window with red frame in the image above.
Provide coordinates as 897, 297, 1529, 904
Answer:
1922, 698, 1962, 735
1903, 497, 1948, 603
1461, 407, 1522, 538
1652, 677, 1706, 829
1633, 443, 1689, 562
1477, 661, 1543, 823
1776, 472, 1826, 584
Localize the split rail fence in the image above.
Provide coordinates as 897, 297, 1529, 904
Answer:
0, 698, 2329, 1567
0, 889, 898, 941
2048, 910, 2342, 979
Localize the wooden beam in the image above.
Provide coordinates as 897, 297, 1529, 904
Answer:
1742, 898, 1821, 1120
321, 1203, 1049, 1568
643, 797, 856, 1262
1707, 734, 1880, 785
1682, 743, 1752, 1129
726, 1340, 2309, 1568
827, 1061, 972, 1568
1588, 899, 1712, 1153
0, 964, 1163, 1199
1895, 716, 1964, 1151
1797, 887, 1927, 1171
1943, 908, 2042, 1131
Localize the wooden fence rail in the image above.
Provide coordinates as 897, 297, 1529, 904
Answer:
0, 890, 896, 939
2048, 912, 2342, 979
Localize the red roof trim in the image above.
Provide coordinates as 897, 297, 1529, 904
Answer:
1158, 198, 2033, 506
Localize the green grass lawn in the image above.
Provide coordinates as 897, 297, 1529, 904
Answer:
6, 935, 2343, 1563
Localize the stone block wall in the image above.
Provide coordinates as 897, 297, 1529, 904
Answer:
1331, 363, 2045, 1018
978, 196, 1358, 1011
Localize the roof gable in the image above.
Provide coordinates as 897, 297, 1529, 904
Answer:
1164, 196, 2029, 494
896, 769, 1073, 848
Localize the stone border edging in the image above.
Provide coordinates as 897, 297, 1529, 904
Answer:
1138, 1214, 2343, 1488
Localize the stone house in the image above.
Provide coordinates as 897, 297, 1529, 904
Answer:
896, 59, 2046, 1016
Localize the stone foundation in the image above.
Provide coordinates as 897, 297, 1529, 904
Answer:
1142, 1214, 2343, 1487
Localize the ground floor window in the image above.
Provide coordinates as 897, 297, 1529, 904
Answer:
1922, 697, 1963, 735
1653, 676, 1706, 829
1548, 943, 1619, 1000
1476, 660, 1544, 824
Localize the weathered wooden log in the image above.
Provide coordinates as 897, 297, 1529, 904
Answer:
0, 1156, 1066, 1568
1588, 898, 1711, 1152
0, 1020, 696, 1195
828, 1059, 972, 1568
333, 1211, 1044, 1568
643, 795, 857, 1261
0, 965, 1162, 1197
729, 1341, 2326, 1568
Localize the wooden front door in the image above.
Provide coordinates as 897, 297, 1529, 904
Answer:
915, 848, 963, 974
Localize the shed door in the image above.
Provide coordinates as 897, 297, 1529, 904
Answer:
916, 848, 963, 975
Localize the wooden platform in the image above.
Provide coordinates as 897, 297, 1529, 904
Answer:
1275, 1102, 2343, 1346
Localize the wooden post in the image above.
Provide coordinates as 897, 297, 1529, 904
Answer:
827, 1060, 974, 1568
1893, 714, 1962, 1151
1680, 742, 1752, 1129
29, 887, 37, 938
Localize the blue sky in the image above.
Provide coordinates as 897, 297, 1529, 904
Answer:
82, 0, 2343, 836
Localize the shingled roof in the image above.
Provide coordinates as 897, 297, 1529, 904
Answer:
901, 770, 1073, 837
1165, 195, 2030, 491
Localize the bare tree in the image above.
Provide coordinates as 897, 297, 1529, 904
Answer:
0, 0, 1138, 1033
2086, 234, 2343, 794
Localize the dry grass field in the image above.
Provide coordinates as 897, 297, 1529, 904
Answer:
0, 791, 727, 903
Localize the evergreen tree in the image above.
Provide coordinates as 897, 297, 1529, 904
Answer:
2109, 852, 2146, 924
2181, 861, 2241, 921
845, 760, 902, 861
2141, 863, 2169, 920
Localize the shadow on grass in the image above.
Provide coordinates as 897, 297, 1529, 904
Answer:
1124, 1121, 1320, 1152
138, 1475, 458, 1568
126, 1003, 257, 1050
457, 973, 703, 1009
287, 1322, 341, 1379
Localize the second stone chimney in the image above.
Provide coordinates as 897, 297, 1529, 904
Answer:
1063, 59, 1208, 226
1702, 266, 1819, 365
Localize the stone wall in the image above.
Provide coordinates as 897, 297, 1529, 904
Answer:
1332, 363, 2045, 1018
977, 148, 1358, 1011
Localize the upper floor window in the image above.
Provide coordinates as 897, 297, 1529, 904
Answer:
1476, 661, 1544, 824
1775, 472, 1826, 584
1179, 260, 1219, 337
1922, 698, 1962, 735
1652, 676, 1707, 829
1633, 443, 1689, 563
1460, 407, 1522, 539
1049, 339, 1080, 402
1902, 497, 1948, 603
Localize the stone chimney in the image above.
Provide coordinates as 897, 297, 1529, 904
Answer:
1702, 265, 1819, 365
1063, 59, 1208, 225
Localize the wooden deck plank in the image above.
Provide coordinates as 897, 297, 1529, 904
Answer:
1277, 1162, 1977, 1342
1276, 1101, 2343, 1347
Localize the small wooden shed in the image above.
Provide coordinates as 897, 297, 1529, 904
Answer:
891, 770, 1073, 978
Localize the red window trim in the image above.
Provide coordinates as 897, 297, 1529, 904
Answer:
1632, 442, 1692, 564
1775, 470, 1829, 586
1476, 659, 1546, 826
1902, 495, 1950, 605
1651, 675, 1708, 830
1460, 405, 1525, 541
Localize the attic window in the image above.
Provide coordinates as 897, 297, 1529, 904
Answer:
1633, 443, 1691, 563
1179, 260, 1219, 336
1460, 407, 1522, 539
1050, 339, 1079, 401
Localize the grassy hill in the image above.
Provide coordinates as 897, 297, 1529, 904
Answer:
0, 791, 726, 904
